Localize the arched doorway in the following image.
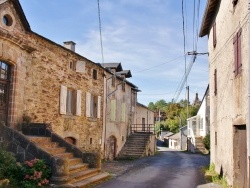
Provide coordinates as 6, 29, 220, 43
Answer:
107, 136, 117, 160
0, 61, 10, 125
65, 137, 76, 145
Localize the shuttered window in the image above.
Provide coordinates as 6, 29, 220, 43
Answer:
110, 99, 116, 121
213, 22, 217, 48
60, 85, 81, 116
233, 28, 242, 76
86, 92, 101, 118
121, 102, 126, 122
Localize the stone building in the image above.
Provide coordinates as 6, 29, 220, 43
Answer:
200, 0, 249, 187
0, 0, 106, 153
101, 63, 139, 160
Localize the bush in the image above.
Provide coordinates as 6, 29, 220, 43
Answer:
0, 148, 51, 187
203, 133, 210, 150
20, 158, 51, 188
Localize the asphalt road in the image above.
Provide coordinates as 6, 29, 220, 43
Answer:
94, 140, 210, 188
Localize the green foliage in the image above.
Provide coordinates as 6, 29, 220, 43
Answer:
150, 98, 201, 134
204, 163, 229, 188
0, 148, 51, 187
203, 134, 210, 150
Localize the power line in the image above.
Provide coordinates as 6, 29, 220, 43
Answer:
97, 0, 104, 64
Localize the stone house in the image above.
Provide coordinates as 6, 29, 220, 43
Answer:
200, 0, 249, 187
187, 86, 209, 153
133, 102, 154, 133
100, 63, 139, 160
0, 0, 107, 154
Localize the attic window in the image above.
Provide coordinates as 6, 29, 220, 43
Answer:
2, 14, 13, 26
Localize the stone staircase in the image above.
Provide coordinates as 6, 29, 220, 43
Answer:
27, 136, 110, 187
195, 137, 209, 154
117, 133, 151, 159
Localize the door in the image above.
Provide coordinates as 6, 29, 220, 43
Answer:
233, 125, 247, 188
0, 61, 10, 125
107, 136, 116, 160
142, 118, 145, 132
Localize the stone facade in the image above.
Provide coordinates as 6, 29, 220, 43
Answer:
0, 0, 106, 154
200, 0, 249, 187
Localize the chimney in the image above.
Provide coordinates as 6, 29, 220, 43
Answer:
63, 41, 76, 52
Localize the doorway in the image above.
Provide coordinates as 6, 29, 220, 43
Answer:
233, 125, 247, 188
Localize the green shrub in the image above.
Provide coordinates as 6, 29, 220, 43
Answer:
203, 133, 210, 150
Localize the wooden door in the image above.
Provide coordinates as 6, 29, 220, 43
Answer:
142, 118, 145, 131
234, 125, 247, 188
0, 61, 10, 125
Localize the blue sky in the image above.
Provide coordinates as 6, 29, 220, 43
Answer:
19, 0, 209, 106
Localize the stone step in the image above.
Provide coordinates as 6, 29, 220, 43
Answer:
69, 157, 82, 166
72, 172, 110, 188
54, 152, 74, 159
43, 147, 66, 154
70, 168, 99, 183
69, 163, 89, 174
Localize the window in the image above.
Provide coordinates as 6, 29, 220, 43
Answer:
86, 92, 101, 118
213, 22, 217, 48
199, 118, 203, 130
121, 102, 126, 122
232, 0, 238, 6
69, 62, 76, 71
93, 69, 97, 80
214, 69, 217, 95
233, 28, 242, 76
215, 131, 217, 146
110, 99, 116, 121
76, 61, 86, 73
112, 76, 116, 87
2, 14, 13, 27
122, 82, 125, 92
60, 85, 81, 116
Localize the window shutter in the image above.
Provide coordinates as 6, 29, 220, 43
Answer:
86, 92, 91, 117
237, 29, 242, 74
97, 96, 101, 118
76, 90, 82, 116
110, 99, 116, 121
60, 85, 67, 114
233, 34, 238, 76
76, 61, 86, 73
121, 102, 126, 122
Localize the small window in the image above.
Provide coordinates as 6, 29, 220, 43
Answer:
122, 82, 125, 92
215, 132, 217, 146
86, 92, 101, 118
69, 62, 75, 71
214, 69, 217, 96
112, 76, 116, 87
213, 22, 217, 48
2, 14, 13, 27
232, 0, 238, 6
90, 138, 93, 144
233, 28, 242, 76
93, 69, 97, 80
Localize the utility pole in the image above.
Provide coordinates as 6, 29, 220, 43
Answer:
186, 86, 189, 119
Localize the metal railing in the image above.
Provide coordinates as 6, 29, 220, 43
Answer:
130, 124, 155, 134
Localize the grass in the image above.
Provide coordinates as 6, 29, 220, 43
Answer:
203, 163, 229, 188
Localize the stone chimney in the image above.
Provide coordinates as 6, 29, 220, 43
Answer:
63, 41, 76, 52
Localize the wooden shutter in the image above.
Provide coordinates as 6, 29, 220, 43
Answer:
86, 92, 91, 117
60, 85, 67, 114
213, 22, 217, 48
233, 34, 238, 76
76, 61, 86, 73
121, 102, 126, 122
110, 99, 116, 121
214, 69, 217, 96
97, 96, 101, 118
76, 90, 82, 116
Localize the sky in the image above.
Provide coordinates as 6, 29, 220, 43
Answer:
19, 0, 209, 106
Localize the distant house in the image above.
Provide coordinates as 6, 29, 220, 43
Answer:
163, 131, 174, 147
187, 86, 210, 153
169, 132, 180, 149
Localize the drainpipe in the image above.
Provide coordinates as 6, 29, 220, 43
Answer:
248, 2, 250, 186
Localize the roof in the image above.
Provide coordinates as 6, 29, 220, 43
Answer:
163, 132, 174, 138
101, 63, 123, 72
116, 70, 132, 78
199, 0, 221, 37
136, 102, 155, 112
169, 132, 180, 140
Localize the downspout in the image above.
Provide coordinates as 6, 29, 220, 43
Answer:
248, 2, 250, 186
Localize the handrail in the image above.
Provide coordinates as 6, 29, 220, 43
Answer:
130, 124, 155, 134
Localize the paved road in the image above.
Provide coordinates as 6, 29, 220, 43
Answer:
94, 140, 210, 188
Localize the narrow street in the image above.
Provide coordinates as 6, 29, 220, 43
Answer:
94, 140, 210, 188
